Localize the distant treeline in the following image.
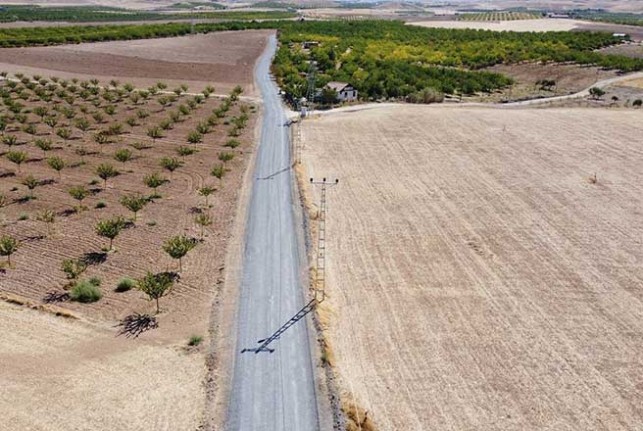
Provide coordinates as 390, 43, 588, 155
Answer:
0, 20, 641, 101
568, 10, 643, 27
0, 6, 295, 23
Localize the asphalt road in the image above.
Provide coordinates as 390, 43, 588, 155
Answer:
225, 34, 320, 431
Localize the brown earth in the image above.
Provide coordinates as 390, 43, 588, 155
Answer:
301, 105, 643, 431
0, 30, 272, 97
0, 30, 267, 431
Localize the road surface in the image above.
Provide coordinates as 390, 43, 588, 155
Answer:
225, 34, 320, 431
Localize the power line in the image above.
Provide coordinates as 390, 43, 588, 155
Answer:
309, 177, 339, 303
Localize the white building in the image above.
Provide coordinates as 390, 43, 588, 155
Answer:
326, 82, 358, 102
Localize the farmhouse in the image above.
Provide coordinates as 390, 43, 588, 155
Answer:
326, 81, 358, 102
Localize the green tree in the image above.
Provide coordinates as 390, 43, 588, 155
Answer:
47, 156, 66, 179
21, 175, 39, 199
34, 138, 53, 156
114, 148, 133, 163
0, 235, 19, 266
120, 193, 148, 221
96, 163, 119, 188
162, 234, 197, 272
147, 126, 163, 144
36, 209, 56, 236
195, 213, 212, 237
5, 150, 27, 172
187, 130, 203, 145
589, 87, 606, 99
198, 185, 216, 207
160, 157, 182, 176
61, 258, 88, 280
95, 216, 125, 250
68, 185, 89, 210
136, 271, 174, 314
143, 172, 168, 192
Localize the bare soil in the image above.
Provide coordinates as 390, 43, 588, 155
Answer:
0, 30, 267, 430
301, 105, 643, 430
0, 30, 272, 97
0, 301, 205, 430
476, 62, 618, 103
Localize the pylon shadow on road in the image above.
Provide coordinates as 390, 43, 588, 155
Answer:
241, 299, 316, 354
256, 166, 290, 181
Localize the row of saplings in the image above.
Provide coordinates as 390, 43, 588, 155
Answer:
0, 226, 196, 314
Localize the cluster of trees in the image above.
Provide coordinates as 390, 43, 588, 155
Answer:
0, 19, 640, 101
0, 73, 251, 314
568, 10, 643, 27
0, 5, 294, 24
271, 20, 643, 101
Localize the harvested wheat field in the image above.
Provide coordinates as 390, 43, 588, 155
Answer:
0, 30, 271, 97
301, 105, 643, 430
0, 301, 204, 430
409, 18, 587, 32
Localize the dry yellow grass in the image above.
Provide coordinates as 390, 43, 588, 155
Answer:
301, 105, 643, 430
0, 301, 205, 431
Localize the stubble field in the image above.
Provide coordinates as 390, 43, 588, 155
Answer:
301, 105, 643, 430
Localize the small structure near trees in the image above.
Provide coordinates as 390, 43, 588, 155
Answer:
324, 82, 358, 102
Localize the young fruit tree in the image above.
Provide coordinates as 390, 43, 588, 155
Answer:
194, 213, 213, 238
6, 150, 27, 173
162, 235, 197, 272
36, 209, 56, 236
136, 271, 174, 314
68, 185, 89, 210
120, 193, 148, 221
0, 235, 19, 266
198, 185, 216, 207
61, 258, 87, 280
95, 216, 125, 250
47, 156, 66, 179
96, 163, 119, 188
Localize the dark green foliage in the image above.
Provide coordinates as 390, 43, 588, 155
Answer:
70, 279, 102, 303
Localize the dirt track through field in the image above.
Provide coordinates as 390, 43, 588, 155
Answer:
302, 105, 643, 430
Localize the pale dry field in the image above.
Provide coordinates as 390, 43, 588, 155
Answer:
0, 301, 204, 430
410, 18, 587, 32
302, 105, 643, 430
0, 30, 271, 97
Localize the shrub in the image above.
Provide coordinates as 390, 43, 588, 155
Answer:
95, 200, 107, 209
634, 99, 642, 107
188, 335, 203, 346
88, 276, 102, 286
61, 258, 87, 280
70, 280, 102, 303
116, 277, 135, 292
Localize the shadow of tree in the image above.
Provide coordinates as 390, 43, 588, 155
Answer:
43, 291, 70, 303
116, 313, 158, 338
81, 251, 107, 266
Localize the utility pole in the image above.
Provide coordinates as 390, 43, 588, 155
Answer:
306, 61, 317, 117
309, 177, 339, 303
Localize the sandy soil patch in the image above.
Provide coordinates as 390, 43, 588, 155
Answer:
0, 30, 272, 97
0, 301, 204, 431
409, 18, 586, 32
301, 105, 643, 430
